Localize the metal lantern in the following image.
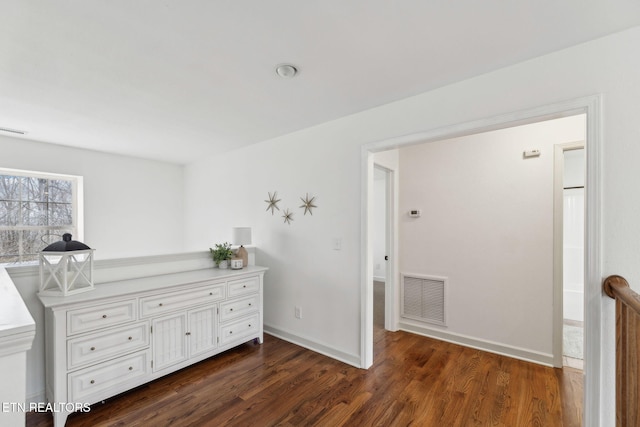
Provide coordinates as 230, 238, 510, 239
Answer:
39, 233, 95, 296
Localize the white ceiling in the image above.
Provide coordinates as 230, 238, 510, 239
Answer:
2, 1, 640, 164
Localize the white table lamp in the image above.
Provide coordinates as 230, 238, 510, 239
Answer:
232, 227, 252, 267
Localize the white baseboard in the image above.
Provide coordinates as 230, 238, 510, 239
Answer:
373, 276, 385, 283
399, 320, 554, 367
264, 325, 361, 368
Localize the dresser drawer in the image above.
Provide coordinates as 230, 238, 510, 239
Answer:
67, 322, 149, 370
67, 300, 137, 336
219, 295, 259, 322
140, 282, 225, 318
219, 313, 260, 345
68, 350, 149, 404
227, 276, 259, 298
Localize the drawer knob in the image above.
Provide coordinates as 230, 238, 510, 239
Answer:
128, 336, 133, 341
90, 346, 96, 351
159, 303, 163, 307
102, 315, 107, 319
129, 366, 133, 371
90, 380, 95, 384
229, 330, 233, 334
209, 292, 213, 296
248, 324, 252, 327
243, 285, 247, 288
248, 303, 252, 306
186, 332, 191, 336
230, 308, 233, 311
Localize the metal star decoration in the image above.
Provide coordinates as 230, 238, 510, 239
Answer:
299, 193, 317, 216
265, 191, 281, 215
282, 208, 294, 224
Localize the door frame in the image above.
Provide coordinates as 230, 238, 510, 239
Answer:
360, 94, 602, 425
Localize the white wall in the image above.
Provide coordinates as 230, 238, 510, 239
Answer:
0, 135, 185, 259
397, 116, 584, 358
0, 135, 186, 402
184, 26, 640, 424
185, 133, 362, 362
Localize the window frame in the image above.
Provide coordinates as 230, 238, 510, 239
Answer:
0, 167, 83, 265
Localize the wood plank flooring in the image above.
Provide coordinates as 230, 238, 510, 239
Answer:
27, 327, 582, 426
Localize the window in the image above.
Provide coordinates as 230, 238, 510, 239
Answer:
0, 168, 82, 264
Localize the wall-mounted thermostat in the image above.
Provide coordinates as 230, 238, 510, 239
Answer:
409, 209, 422, 218
523, 149, 541, 158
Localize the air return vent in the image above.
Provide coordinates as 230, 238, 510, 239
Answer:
401, 274, 447, 326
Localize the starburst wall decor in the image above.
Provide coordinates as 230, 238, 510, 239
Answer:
299, 193, 317, 215
264, 191, 281, 215
265, 191, 317, 225
282, 208, 294, 224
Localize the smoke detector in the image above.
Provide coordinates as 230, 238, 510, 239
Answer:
275, 64, 298, 78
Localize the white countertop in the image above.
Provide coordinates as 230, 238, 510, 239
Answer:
38, 265, 268, 309
0, 268, 36, 355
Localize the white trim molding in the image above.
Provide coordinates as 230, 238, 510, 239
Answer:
264, 326, 360, 368
400, 321, 555, 366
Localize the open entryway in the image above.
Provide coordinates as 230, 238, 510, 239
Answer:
361, 95, 602, 424
371, 160, 398, 348
372, 166, 388, 334
555, 144, 586, 370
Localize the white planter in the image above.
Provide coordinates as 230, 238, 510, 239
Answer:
219, 260, 229, 269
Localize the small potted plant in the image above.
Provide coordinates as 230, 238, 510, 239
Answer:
210, 242, 234, 269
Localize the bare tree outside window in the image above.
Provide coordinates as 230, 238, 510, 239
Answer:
0, 170, 78, 264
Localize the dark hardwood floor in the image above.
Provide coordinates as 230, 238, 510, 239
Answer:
27, 326, 582, 427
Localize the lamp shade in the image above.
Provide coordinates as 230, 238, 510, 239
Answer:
232, 227, 252, 246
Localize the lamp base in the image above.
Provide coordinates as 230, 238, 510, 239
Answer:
236, 246, 248, 267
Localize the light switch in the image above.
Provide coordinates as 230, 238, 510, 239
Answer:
332, 238, 342, 251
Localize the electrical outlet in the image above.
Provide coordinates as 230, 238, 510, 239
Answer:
295, 306, 302, 319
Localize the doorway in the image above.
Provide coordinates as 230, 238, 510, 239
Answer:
361, 95, 602, 424
372, 166, 387, 334
372, 161, 397, 339
557, 145, 585, 369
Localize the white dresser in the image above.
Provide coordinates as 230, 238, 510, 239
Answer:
38, 266, 267, 427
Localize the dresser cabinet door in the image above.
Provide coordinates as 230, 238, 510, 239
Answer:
152, 313, 188, 372
188, 305, 217, 358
